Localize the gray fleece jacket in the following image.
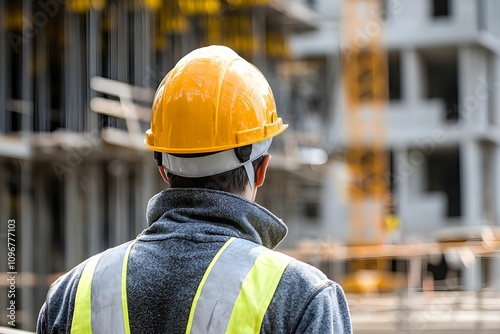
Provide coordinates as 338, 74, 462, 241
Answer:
37, 188, 352, 333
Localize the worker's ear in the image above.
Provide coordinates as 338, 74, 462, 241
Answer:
255, 154, 271, 188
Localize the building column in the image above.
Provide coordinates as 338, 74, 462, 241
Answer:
34, 165, 51, 308
492, 54, 500, 126
458, 47, 489, 128
393, 148, 410, 238
486, 144, 500, 226
109, 160, 129, 246
21, 0, 32, 133
460, 140, 483, 290
36, 18, 49, 132
463, 256, 482, 291
117, 0, 129, 83
133, 3, 150, 87
321, 162, 348, 242
20, 160, 35, 329
88, 164, 104, 255
65, 9, 85, 132
252, 7, 266, 72
461, 140, 483, 226
401, 48, 425, 104
65, 169, 85, 269
491, 144, 500, 290
0, 0, 7, 133
491, 256, 500, 291
0, 163, 10, 320
87, 6, 102, 132
135, 163, 145, 237
135, 161, 156, 236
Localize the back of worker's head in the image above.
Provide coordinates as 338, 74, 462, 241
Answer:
145, 45, 287, 196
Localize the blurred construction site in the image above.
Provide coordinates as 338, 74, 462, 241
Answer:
1, 0, 500, 332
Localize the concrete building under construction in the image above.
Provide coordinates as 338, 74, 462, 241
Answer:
289, 0, 500, 292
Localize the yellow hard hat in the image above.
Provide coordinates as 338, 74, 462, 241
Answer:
145, 45, 287, 154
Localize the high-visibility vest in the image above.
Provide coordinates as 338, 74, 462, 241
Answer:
70, 237, 293, 333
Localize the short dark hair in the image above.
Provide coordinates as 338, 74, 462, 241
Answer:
167, 156, 265, 194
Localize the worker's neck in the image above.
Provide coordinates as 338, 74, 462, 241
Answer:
241, 183, 256, 202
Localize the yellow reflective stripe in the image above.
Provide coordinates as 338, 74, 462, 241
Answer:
186, 237, 236, 334
226, 251, 293, 334
121, 242, 135, 334
70, 253, 103, 334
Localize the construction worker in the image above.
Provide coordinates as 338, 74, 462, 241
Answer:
37, 45, 352, 333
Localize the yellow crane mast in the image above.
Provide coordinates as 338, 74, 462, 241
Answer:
340, 0, 389, 247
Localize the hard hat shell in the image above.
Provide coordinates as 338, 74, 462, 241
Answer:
145, 45, 288, 154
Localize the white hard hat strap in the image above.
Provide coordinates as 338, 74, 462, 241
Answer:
243, 160, 256, 195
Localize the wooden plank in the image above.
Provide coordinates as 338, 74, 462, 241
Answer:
90, 97, 151, 122
101, 127, 146, 151
90, 76, 154, 101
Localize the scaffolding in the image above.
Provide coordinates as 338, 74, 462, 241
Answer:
0, 0, 317, 330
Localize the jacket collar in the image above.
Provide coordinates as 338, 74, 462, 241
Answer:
143, 188, 288, 249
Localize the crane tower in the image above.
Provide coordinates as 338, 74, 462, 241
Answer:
340, 0, 390, 246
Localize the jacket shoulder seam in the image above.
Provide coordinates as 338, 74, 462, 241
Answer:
290, 279, 334, 334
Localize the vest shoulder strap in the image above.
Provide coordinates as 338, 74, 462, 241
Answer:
186, 237, 294, 334
71, 241, 135, 334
